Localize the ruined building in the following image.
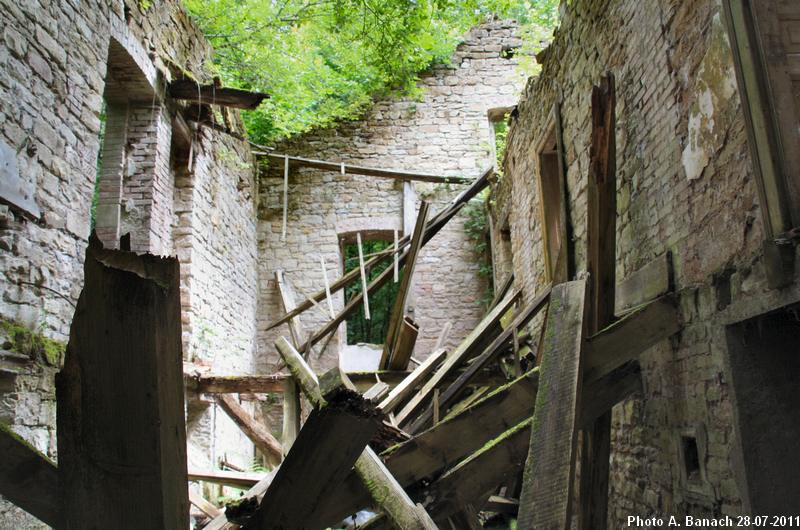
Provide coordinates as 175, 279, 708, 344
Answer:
0, 0, 798, 528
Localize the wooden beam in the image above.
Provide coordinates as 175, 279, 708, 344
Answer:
189, 489, 222, 518
56, 237, 188, 529
354, 446, 438, 530
203, 468, 280, 530
263, 167, 493, 334
382, 201, 430, 369
387, 316, 420, 370
364, 380, 391, 402
406, 286, 550, 433
424, 418, 532, 522
275, 269, 304, 451
217, 394, 283, 466
168, 79, 268, 109
583, 295, 680, 382
0, 422, 59, 528
189, 373, 289, 394
580, 72, 617, 530
188, 469, 263, 488
486, 495, 519, 515
263, 152, 473, 184
394, 291, 520, 426
579, 361, 641, 428
518, 280, 588, 530
614, 252, 673, 316
378, 348, 447, 414
243, 379, 381, 529
275, 336, 322, 404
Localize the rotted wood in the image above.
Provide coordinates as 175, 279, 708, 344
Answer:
0, 422, 59, 528
243, 378, 381, 530
518, 280, 588, 530
202, 468, 280, 530
56, 236, 188, 529
394, 291, 520, 426
216, 394, 283, 467
406, 285, 550, 434
168, 79, 269, 109
275, 336, 322, 404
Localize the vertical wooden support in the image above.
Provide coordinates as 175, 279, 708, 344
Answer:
381, 201, 430, 369
320, 255, 336, 319
580, 72, 617, 530
387, 316, 419, 370
403, 181, 418, 306
275, 269, 303, 451
393, 229, 399, 282
281, 154, 289, 241
517, 280, 588, 530
56, 237, 188, 529
357, 232, 371, 320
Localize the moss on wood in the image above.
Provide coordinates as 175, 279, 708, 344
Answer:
0, 318, 65, 367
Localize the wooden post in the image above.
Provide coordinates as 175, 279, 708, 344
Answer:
0, 423, 59, 527
393, 229, 399, 282
320, 255, 336, 319
387, 316, 419, 370
580, 72, 617, 530
381, 201, 430, 368
275, 269, 304, 451
357, 232, 371, 320
281, 154, 288, 241
56, 237, 188, 529
217, 394, 283, 467
275, 336, 322, 404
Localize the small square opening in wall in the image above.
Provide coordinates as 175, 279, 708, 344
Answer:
681, 435, 701, 483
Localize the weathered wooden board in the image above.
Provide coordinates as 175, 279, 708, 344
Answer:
518, 280, 588, 530
217, 394, 282, 466
378, 348, 447, 414
387, 316, 420, 371
56, 237, 188, 529
188, 469, 263, 488
614, 253, 672, 316
0, 423, 59, 527
168, 79, 268, 109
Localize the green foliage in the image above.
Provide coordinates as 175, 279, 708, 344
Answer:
342, 239, 399, 344
90, 103, 107, 232
463, 192, 494, 307
0, 318, 65, 367
493, 115, 509, 173
183, 0, 560, 145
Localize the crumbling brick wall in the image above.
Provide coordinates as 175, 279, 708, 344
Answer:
0, 1, 260, 526
257, 19, 526, 375
492, 0, 800, 524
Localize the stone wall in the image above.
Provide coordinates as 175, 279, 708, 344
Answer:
257, 19, 526, 375
492, 0, 800, 525
0, 1, 260, 526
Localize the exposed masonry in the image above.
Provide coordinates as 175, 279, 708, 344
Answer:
492, 0, 800, 525
0, 1, 259, 526
258, 19, 526, 375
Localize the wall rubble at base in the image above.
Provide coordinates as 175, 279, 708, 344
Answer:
492, 0, 800, 524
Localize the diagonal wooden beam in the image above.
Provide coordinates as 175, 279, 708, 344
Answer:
0, 422, 59, 528
216, 394, 282, 466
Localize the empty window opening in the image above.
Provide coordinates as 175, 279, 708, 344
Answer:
537, 123, 568, 282
681, 435, 701, 483
725, 302, 800, 514
488, 108, 512, 169
342, 236, 400, 345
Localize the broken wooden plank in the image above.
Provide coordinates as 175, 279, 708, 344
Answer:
275, 269, 306, 352
56, 237, 189, 529
388, 316, 420, 371
168, 79, 268, 109
188, 469, 263, 488
378, 348, 447, 414
0, 422, 59, 527
217, 394, 282, 466
282, 380, 301, 455
407, 286, 550, 433
433, 321, 453, 351
355, 446, 438, 530
263, 152, 473, 184
203, 468, 280, 530
190, 489, 222, 518
614, 252, 673, 316
189, 373, 289, 393
486, 495, 519, 515
364, 380, 391, 402
424, 418, 532, 522
382, 201, 430, 369
518, 279, 588, 530
583, 294, 680, 382
263, 167, 493, 333
395, 291, 520, 426
275, 336, 322, 404
244, 381, 380, 529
